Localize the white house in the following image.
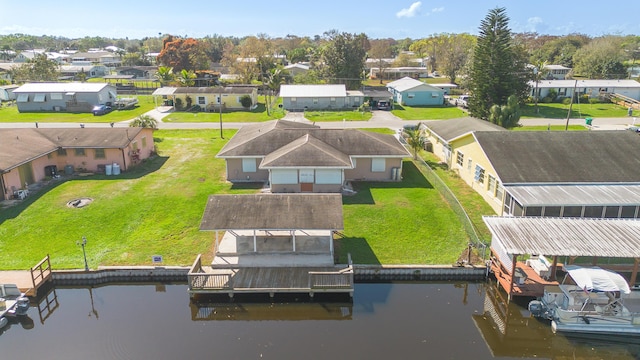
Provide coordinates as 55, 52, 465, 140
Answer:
530, 79, 640, 101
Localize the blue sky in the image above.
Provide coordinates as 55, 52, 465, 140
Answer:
1, 0, 638, 39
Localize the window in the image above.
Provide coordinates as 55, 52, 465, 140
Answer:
291, 97, 297, 102
95, 148, 105, 159
544, 206, 561, 217
316, 169, 342, 184
57, 148, 67, 156
604, 206, 620, 218
621, 206, 637, 218
467, 159, 472, 172
242, 158, 256, 173
313, 98, 318, 104
431, 93, 439, 98
271, 169, 298, 184
299, 169, 314, 183
474, 165, 485, 184
50, 93, 63, 100
33, 94, 46, 102
487, 175, 496, 194
583, 206, 604, 218
371, 158, 386, 172
141, 136, 147, 148
525, 206, 543, 217
198, 97, 205, 105
407, 93, 415, 98
75, 148, 85, 156
216, 96, 221, 104
17, 94, 29, 102
495, 183, 504, 201
456, 152, 464, 167
562, 206, 582, 218
330, 97, 336, 102
132, 141, 139, 151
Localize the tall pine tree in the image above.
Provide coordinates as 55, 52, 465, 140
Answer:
469, 8, 529, 122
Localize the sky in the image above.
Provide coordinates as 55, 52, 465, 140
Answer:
1, 0, 639, 40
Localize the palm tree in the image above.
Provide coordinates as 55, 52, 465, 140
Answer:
533, 60, 549, 114
130, 115, 158, 129
155, 66, 174, 86
405, 124, 424, 160
178, 69, 196, 87
263, 67, 284, 115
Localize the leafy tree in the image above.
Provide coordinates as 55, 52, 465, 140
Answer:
369, 39, 393, 83
221, 36, 272, 84
9, 53, 59, 82
572, 36, 627, 79
122, 52, 150, 66
532, 60, 549, 113
287, 47, 308, 64
392, 52, 413, 67
437, 33, 476, 83
157, 36, 206, 72
322, 31, 369, 90
155, 66, 174, 86
130, 115, 158, 129
405, 127, 424, 160
488, 95, 520, 128
468, 7, 529, 121
239, 95, 253, 109
264, 67, 284, 115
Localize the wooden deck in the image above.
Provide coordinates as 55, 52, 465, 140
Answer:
491, 259, 558, 298
188, 254, 354, 298
0, 255, 53, 297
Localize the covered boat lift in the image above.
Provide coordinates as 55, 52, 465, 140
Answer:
483, 216, 640, 299
190, 194, 353, 298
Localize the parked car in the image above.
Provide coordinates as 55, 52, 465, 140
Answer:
456, 95, 470, 108
377, 100, 391, 110
92, 104, 112, 116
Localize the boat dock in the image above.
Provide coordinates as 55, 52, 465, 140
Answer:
0, 255, 53, 297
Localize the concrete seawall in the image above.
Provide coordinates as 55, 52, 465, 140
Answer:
51, 265, 487, 286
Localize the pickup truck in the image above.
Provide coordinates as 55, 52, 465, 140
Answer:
456, 95, 470, 108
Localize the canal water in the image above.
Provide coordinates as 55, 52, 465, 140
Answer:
1, 281, 639, 359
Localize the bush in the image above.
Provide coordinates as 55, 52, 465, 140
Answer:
174, 98, 183, 110
541, 96, 552, 103
547, 89, 558, 102
240, 95, 252, 109
579, 95, 590, 104
589, 98, 601, 104
561, 97, 572, 105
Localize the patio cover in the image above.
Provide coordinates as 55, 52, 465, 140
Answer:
200, 194, 343, 231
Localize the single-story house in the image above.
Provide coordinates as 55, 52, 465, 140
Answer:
116, 66, 158, 79
279, 84, 364, 111
217, 120, 410, 193
386, 77, 445, 106
151, 86, 258, 111
446, 130, 640, 218
420, 117, 506, 167
530, 79, 640, 101
284, 63, 310, 77
0, 63, 21, 81
543, 64, 571, 80
369, 67, 429, 80
13, 82, 117, 113
0, 84, 19, 101
362, 87, 393, 107
0, 127, 154, 200
59, 65, 108, 79
436, 83, 458, 95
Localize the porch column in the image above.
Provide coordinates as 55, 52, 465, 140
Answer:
550, 256, 559, 281
630, 258, 640, 286
253, 229, 257, 252
292, 230, 296, 252
508, 254, 518, 302
329, 231, 334, 255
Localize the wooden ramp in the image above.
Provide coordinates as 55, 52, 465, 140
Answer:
0, 255, 53, 297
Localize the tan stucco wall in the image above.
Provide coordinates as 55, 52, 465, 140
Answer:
450, 137, 501, 214
344, 157, 403, 181
425, 133, 449, 165
225, 158, 269, 182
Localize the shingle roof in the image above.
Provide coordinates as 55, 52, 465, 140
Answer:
217, 120, 409, 159
421, 117, 505, 143
280, 84, 346, 98
0, 128, 143, 171
474, 131, 640, 184
260, 134, 352, 168
13, 82, 111, 93
200, 194, 344, 230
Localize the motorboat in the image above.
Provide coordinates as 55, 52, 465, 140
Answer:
0, 284, 29, 328
529, 266, 640, 336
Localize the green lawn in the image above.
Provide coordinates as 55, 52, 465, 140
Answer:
392, 104, 468, 120
0, 129, 470, 269
0, 95, 156, 123
521, 102, 638, 119
304, 110, 372, 122
162, 97, 285, 123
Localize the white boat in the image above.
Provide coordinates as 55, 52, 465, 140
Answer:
0, 284, 29, 329
529, 266, 640, 336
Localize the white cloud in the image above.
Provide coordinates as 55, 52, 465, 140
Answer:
526, 17, 543, 32
396, 2, 422, 18
431, 7, 444, 13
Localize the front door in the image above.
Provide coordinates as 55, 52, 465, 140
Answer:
299, 169, 314, 192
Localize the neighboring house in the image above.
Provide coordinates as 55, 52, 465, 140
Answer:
59, 64, 108, 80
0, 127, 154, 200
216, 120, 410, 193
279, 84, 363, 111
530, 79, 640, 101
436, 83, 458, 95
151, 86, 258, 111
369, 67, 429, 80
71, 51, 120, 66
447, 130, 640, 218
284, 63, 309, 77
0, 84, 19, 101
362, 87, 393, 106
420, 117, 506, 168
0, 63, 21, 81
12, 50, 45, 63
543, 64, 571, 80
116, 66, 158, 79
386, 77, 445, 106
13, 82, 117, 113
365, 58, 394, 70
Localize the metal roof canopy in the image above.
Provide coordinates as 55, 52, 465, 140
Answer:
508, 184, 640, 206
483, 216, 640, 258
200, 194, 344, 231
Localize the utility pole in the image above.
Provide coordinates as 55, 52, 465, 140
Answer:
219, 87, 224, 139
565, 80, 578, 131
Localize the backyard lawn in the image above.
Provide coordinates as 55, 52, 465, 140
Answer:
520, 102, 638, 118
0, 129, 471, 269
304, 109, 372, 121
392, 104, 468, 120
0, 95, 156, 123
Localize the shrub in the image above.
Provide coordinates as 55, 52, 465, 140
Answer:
579, 95, 590, 104
174, 98, 183, 110
547, 89, 558, 102
541, 96, 552, 103
561, 97, 572, 105
185, 95, 192, 109
589, 98, 601, 104
240, 95, 252, 109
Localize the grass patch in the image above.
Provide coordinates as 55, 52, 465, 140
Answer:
0, 95, 156, 123
513, 125, 588, 131
392, 104, 468, 120
521, 102, 637, 119
304, 110, 372, 122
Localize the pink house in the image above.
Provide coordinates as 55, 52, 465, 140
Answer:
0, 127, 154, 200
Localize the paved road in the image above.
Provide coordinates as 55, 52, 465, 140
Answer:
1, 106, 638, 131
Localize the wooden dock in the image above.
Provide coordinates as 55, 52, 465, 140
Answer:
188, 254, 354, 298
0, 255, 53, 297
490, 258, 557, 298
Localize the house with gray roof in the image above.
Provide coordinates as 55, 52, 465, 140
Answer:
217, 120, 410, 193
386, 77, 445, 106
13, 82, 116, 112
279, 84, 363, 111
0, 127, 154, 200
451, 130, 640, 218
530, 79, 640, 101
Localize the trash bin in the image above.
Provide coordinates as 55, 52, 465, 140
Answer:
64, 165, 74, 175
585, 117, 593, 126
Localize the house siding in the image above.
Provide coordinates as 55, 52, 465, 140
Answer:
225, 158, 269, 182
344, 157, 403, 181
15, 86, 116, 112
172, 89, 258, 111
397, 89, 443, 106
282, 96, 348, 111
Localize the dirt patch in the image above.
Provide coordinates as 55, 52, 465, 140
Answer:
456, 245, 484, 266
66, 198, 94, 208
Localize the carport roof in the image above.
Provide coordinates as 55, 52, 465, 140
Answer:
200, 194, 344, 231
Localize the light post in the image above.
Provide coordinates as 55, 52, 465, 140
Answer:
80, 236, 89, 271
